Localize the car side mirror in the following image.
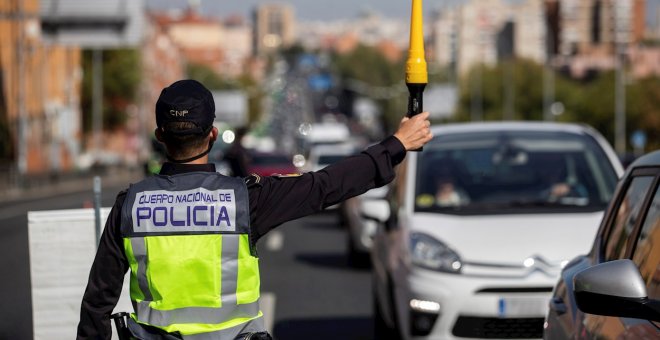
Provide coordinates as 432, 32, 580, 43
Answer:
360, 199, 390, 224
574, 259, 660, 322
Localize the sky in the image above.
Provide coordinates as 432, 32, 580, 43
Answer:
146, 0, 462, 20
147, 0, 659, 24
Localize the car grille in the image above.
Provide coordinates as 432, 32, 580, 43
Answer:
452, 316, 544, 339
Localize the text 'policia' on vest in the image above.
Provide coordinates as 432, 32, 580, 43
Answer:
134, 190, 234, 230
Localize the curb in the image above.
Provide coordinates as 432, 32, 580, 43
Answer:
0, 168, 144, 205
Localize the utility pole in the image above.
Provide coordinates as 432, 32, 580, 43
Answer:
543, 2, 555, 121
15, 0, 27, 183
614, 1, 628, 155
615, 42, 626, 155
543, 46, 555, 121
92, 49, 103, 154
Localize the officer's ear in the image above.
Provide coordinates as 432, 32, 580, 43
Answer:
209, 126, 218, 143
155, 128, 165, 143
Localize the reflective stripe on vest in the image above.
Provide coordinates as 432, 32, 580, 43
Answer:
121, 173, 262, 335
180, 317, 265, 340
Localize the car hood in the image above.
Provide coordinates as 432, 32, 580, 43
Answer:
405, 212, 603, 266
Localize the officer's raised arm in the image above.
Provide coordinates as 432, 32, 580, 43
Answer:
247, 111, 433, 243
78, 78, 434, 340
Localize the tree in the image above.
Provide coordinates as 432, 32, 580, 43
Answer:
455, 59, 660, 152
81, 49, 141, 133
331, 44, 407, 132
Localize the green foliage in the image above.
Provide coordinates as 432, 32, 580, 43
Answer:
455, 59, 660, 151
186, 63, 237, 90
331, 44, 406, 131
455, 59, 546, 121
281, 43, 306, 66
81, 49, 141, 133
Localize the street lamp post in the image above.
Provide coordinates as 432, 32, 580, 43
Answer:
614, 1, 629, 156
543, 1, 556, 121
15, 0, 27, 184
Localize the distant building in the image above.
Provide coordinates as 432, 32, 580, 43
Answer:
428, 0, 548, 76
557, 0, 646, 77
0, 0, 82, 175
141, 15, 186, 133
253, 4, 295, 56
296, 11, 408, 58
430, 7, 460, 75
221, 15, 252, 78
629, 45, 660, 78
150, 5, 253, 79
151, 7, 225, 74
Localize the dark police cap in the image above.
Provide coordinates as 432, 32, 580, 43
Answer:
156, 79, 216, 135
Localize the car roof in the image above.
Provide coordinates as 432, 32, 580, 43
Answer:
628, 150, 660, 168
430, 121, 596, 136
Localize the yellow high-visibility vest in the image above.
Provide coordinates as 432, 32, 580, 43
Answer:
120, 172, 263, 337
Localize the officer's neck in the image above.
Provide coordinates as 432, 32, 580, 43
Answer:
184, 154, 209, 165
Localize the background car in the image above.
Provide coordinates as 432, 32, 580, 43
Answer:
304, 143, 357, 172
340, 185, 388, 267
369, 122, 624, 340
209, 140, 232, 176
247, 150, 298, 177
544, 150, 660, 339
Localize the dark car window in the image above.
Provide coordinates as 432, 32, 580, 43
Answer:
604, 176, 655, 262
632, 182, 660, 300
414, 130, 618, 214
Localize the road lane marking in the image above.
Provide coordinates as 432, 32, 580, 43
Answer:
265, 231, 284, 251
260, 292, 276, 333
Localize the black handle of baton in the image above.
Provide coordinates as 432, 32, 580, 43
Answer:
406, 83, 426, 152
111, 312, 131, 340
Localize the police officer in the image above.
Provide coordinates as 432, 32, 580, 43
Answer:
77, 79, 433, 340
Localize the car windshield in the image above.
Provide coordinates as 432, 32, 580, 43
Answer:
414, 129, 619, 214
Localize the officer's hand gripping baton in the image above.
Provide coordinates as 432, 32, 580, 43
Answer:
405, 0, 428, 152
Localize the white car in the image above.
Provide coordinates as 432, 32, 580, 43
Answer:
370, 122, 623, 340
304, 143, 357, 172
340, 185, 388, 267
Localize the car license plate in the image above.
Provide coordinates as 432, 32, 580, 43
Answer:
498, 296, 548, 317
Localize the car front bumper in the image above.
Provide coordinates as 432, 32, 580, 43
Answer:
399, 268, 555, 340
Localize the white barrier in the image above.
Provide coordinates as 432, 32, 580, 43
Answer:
28, 208, 132, 340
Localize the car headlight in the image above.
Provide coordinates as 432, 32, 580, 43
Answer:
410, 232, 462, 273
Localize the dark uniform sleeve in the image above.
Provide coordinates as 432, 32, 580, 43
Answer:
248, 136, 406, 244
77, 191, 130, 339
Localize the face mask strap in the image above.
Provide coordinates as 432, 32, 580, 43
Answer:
166, 140, 213, 164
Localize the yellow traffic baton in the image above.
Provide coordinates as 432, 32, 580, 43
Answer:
405, 0, 428, 151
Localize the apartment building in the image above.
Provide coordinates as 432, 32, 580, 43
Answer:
0, 0, 82, 176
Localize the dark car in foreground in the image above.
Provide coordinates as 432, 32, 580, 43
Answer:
544, 150, 660, 339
